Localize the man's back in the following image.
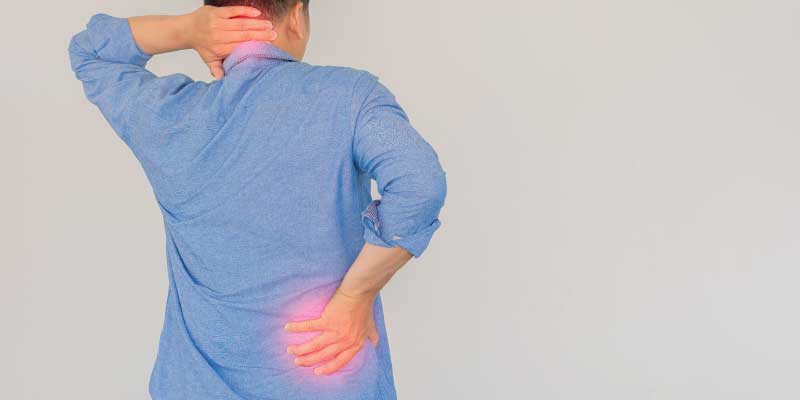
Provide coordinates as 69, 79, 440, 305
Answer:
146, 42, 396, 400
70, 13, 445, 400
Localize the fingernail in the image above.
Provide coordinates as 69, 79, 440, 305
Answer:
286, 347, 292, 354
284, 324, 290, 330
294, 358, 301, 365
314, 368, 322, 375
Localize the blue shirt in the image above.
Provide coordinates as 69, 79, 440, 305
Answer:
69, 14, 446, 400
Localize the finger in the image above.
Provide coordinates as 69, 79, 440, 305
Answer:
222, 30, 278, 43
285, 318, 325, 333
287, 332, 336, 356
367, 330, 379, 347
314, 344, 362, 375
212, 44, 239, 58
215, 6, 261, 19
295, 342, 348, 367
207, 61, 224, 80
220, 18, 273, 31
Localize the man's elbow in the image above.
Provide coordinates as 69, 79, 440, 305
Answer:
417, 166, 447, 212
67, 30, 93, 76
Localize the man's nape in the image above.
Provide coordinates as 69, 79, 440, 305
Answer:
205, 0, 310, 60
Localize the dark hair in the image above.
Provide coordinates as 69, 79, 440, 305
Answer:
204, 0, 309, 18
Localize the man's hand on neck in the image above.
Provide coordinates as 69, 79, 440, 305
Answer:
128, 6, 278, 80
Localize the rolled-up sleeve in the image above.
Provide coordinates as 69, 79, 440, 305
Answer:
353, 73, 447, 257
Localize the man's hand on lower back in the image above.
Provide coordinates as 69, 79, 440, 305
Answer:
283, 244, 411, 375
285, 289, 379, 375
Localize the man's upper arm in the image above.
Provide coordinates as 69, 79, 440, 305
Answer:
352, 72, 447, 257
68, 13, 208, 145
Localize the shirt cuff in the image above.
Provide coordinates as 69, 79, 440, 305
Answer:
361, 200, 442, 258
86, 13, 152, 66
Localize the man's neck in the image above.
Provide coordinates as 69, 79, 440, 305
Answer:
270, 28, 302, 61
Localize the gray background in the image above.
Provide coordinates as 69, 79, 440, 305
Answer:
4, 0, 800, 398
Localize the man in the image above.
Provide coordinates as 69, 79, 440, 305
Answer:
68, 1, 446, 399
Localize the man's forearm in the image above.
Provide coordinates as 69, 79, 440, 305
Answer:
337, 243, 413, 299
128, 15, 192, 55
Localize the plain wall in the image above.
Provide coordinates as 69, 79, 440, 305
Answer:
5, 0, 800, 398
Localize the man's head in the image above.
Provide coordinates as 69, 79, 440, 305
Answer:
205, 0, 310, 60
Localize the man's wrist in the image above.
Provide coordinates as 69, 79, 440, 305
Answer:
335, 286, 379, 302
171, 14, 194, 51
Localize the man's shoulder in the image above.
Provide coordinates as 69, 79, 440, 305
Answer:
295, 63, 377, 81
287, 63, 380, 94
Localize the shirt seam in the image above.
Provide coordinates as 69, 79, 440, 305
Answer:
226, 54, 294, 73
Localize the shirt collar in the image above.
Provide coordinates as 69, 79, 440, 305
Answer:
222, 41, 296, 74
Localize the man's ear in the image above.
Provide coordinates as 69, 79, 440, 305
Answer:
287, 2, 307, 40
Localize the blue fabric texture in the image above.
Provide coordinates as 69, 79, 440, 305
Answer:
69, 14, 446, 400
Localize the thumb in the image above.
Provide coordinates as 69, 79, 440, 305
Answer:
368, 326, 379, 347
207, 61, 224, 80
